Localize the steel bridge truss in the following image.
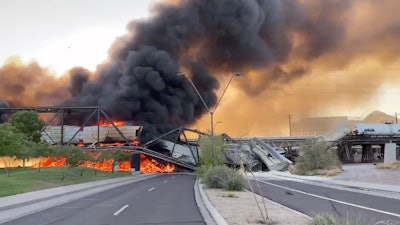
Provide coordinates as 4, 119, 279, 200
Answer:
0, 106, 134, 147
0, 106, 202, 171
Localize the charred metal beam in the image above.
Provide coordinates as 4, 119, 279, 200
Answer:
61, 108, 64, 146
181, 130, 198, 164
40, 109, 62, 144
100, 109, 131, 145
141, 127, 184, 147
66, 109, 98, 145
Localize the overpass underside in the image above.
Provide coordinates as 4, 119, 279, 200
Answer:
337, 135, 400, 163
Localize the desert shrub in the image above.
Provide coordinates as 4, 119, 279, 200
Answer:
310, 214, 362, 225
223, 171, 245, 191
198, 135, 226, 166
375, 161, 400, 169
203, 165, 244, 191
196, 165, 210, 179
291, 141, 342, 176
203, 165, 229, 188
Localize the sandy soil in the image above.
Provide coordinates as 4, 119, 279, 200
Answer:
202, 185, 311, 225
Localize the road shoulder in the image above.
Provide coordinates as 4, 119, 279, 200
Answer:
198, 180, 311, 225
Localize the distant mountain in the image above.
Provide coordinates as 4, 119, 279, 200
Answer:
362, 110, 396, 124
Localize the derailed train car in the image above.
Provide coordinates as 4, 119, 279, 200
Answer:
41, 125, 143, 145
351, 123, 400, 136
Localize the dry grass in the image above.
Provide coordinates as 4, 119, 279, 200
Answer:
223, 192, 238, 198
375, 161, 400, 170
310, 214, 363, 225
290, 166, 342, 176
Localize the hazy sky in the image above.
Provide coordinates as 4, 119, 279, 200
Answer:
0, 0, 157, 74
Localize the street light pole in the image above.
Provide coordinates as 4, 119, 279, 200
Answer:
179, 72, 244, 164
213, 121, 222, 131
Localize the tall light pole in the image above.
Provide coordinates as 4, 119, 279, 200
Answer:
179, 72, 244, 164
213, 121, 222, 131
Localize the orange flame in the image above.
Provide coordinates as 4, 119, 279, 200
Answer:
32, 154, 131, 172
98, 120, 125, 126
99, 142, 125, 147
140, 154, 176, 173
32, 157, 66, 168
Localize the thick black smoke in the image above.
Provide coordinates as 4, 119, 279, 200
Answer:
0, 100, 10, 123
68, 67, 91, 97
64, 46, 218, 141
63, 0, 356, 141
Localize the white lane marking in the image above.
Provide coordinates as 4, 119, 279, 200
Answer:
148, 187, 155, 192
113, 204, 129, 216
255, 179, 400, 218
163, 180, 168, 183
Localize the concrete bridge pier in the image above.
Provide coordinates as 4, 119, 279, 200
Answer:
361, 144, 374, 163
337, 144, 354, 162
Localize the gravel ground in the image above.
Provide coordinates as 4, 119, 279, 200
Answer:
203, 185, 311, 225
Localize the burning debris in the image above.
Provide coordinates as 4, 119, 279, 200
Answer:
30, 156, 131, 172
140, 154, 176, 173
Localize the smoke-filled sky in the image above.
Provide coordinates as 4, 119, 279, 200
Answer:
0, 0, 157, 74
1, 0, 400, 138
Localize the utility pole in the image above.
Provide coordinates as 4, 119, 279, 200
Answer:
289, 114, 292, 136
179, 72, 244, 165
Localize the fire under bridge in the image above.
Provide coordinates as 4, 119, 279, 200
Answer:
0, 106, 200, 171
87, 146, 198, 171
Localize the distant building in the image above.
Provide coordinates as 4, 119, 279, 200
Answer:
291, 116, 351, 136
291, 111, 396, 136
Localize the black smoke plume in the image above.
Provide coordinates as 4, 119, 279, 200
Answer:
0, 100, 9, 123
64, 0, 354, 140
2, 0, 400, 139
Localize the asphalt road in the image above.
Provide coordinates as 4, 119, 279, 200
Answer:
2, 174, 205, 225
251, 177, 400, 224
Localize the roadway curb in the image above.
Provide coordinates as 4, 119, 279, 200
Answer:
0, 174, 159, 224
195, 179, 229, 225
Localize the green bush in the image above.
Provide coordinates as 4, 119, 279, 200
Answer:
195, 165, 210, 179
198, 135, 226, 166
203, 165, 228, 188
224, 172, 245, 191
310, 214, 362, 225
203, 165, 244, 191
291, 141, 342, 176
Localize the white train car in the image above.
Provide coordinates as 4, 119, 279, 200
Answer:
41, 125, 82, 144
41, 125, 143, 145
352, 123, 400, 136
